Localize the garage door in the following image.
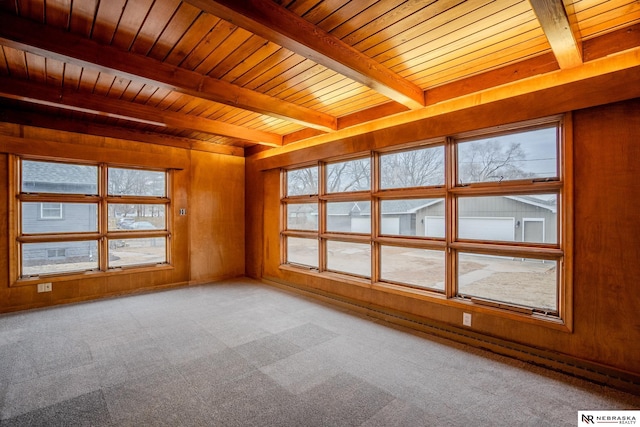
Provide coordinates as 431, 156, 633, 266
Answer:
425, 217, 515, 241
459, 217, 515, 241
352, 217, 399, 234
424, 217, 445, 238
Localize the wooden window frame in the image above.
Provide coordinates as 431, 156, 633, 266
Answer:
10, 156, 173, 286
321, 155, 373, 280
280, 115, 572, 330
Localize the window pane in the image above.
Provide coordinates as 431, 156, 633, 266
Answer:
457, 127, 557, 184
326, 201, 371, 233
22, 203, 98, 233
286, 203, 318, 231
380, 145, 444, 189
326, 240, 370, 277
108, 204, 166, 231
381, 246, 445, 291
22, 160, 98, 194
109, 238, 166, 268
381, 198, 444, 237
326, 158, 370, 193
287, 167, 318, 196
457, 194, 557, 243
286, 237, 318, 268
108, 168, 166, 196
457, 252, 557, 311
22, 241, 98, 276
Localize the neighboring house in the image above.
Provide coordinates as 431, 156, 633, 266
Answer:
21, 162, 98, 269
292, 196, 557, 243
416, 195, 557, 243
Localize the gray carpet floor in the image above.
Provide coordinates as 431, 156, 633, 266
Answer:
0, 278, 638, 426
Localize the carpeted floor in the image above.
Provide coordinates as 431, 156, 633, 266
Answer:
0, 278, 638, 426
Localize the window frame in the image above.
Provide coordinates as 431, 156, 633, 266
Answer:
280, 115, 572, 330
10, 157, 173, 285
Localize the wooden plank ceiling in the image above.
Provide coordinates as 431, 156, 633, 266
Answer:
0, 0, 638, 156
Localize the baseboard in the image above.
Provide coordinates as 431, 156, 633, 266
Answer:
261, 276, 640, 395
0, 280, 190, 314
188, 273, 246, 286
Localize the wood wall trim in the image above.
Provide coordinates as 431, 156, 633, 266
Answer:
337, 102, 410, 130
0, 280, 191, 314
0, 133, 189, 169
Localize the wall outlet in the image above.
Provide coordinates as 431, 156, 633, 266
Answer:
37, 282, 52, 293
462, 312, 472, 327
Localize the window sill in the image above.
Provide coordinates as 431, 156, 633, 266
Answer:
12, 263, 174, 287
279, 264, 371, 289
280, 263, 570, 332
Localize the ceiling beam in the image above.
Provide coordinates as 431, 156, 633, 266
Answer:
529, 0, 582, 68
0, 76, 283, 146
182, 0, 426, 110
0, 12, 337, 132
0, 108, 245, 157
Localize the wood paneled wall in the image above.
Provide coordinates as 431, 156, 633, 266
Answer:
190, 150, 245, 284
572, 99, 640, 372
0, 123, 245, 312
246, 97, 640, 381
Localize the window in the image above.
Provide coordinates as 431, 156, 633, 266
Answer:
323, 157, 371, 279
380, 145, 444, 189
281, 117, 570, 325
326, 158, 370, 193
13, 159, 171, 281
47, 248, 66, 258
282, 166, 320, 270
40, 203, 63, 219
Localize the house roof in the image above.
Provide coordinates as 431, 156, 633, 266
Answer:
414, 195, 557, 213
505, 195, 557, 213
325, 199, 434, 216
22, 161, 97, 187
0, 1, 638, 157
321, 196, 556, 216
21, 160, 165, 196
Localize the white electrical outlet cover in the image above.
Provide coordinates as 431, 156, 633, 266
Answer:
463, 312, 472, 327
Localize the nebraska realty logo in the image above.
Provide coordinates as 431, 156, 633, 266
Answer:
579, 411, 639, 425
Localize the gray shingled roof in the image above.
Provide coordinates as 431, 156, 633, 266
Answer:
22, 161, 98, 194
292, 196, 556, 217
325, 200, 435, 216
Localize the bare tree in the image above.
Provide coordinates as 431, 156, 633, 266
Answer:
458, 140, 530, 183
326, 159, 370, 192
285, 141, 529, 193
286, 160, 371, 195
108, 169, 164, 196
381, 148, 444, 188
108, 169, 165, 224
287, 167, 318, 196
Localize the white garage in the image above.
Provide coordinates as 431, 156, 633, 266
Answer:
425, 216, 515, 241
352, 216, 400, 234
